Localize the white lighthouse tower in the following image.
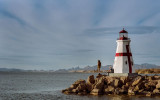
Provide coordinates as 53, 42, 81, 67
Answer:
113, 28, 134, 73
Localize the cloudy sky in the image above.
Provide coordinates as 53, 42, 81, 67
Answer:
0, 0, 160, 70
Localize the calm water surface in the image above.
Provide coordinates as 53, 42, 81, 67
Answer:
0, 72, 159, 100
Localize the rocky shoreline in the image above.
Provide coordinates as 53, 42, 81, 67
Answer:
62, 74, 160, 96
135, 69, 160, 74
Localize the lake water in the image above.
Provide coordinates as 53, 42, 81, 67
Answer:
0, 72, 160, 100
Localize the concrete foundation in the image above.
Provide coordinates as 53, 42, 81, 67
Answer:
108, 73, 138, 77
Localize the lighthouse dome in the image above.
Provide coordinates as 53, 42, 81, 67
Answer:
119, 28, 128, 33
119, 28, 128, 39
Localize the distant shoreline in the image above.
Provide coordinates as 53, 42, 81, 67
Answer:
69, 69, 160, 74
135, 69, 160, 74
69, 70, 109, 73
0, 68, 160, 74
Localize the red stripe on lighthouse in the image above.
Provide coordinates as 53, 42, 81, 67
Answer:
115, 46, 132, 73
126, 45, 132, 73
115, 53, 132, 56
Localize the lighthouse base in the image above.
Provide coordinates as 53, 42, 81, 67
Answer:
108, 73, 138, 77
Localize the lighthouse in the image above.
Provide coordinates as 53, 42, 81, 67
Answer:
113, 28, 134, 73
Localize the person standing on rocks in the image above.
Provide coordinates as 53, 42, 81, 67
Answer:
97, 60, 101, 72
109, 66, 114, 73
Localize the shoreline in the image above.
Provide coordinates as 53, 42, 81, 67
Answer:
69, 69, 160, 74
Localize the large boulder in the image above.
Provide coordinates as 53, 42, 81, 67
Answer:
120, 85, 128, 94
105, 76, 114, 86
134, 83, 144, 92
128, 87, 136, 95
95, 75, 104, 84
90, 89, 102, 95
86, 83, 94, 92
76, 83, 87, 92
87, 75, 95, 84
132, 76, 143, 86
153, 88, 160, 94
86, 75, 95, 92
148, 81, 157, 91
114, 79, 122, 87
104, 86, 115, 93
144, 83, 150, 89
144, 81, 157, 91
134, 85, 140, 92
156, 81, 160, 89
120, 77, 129, 84
94, 77, 104, 90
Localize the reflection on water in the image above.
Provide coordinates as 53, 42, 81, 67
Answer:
0, 72, 160, 100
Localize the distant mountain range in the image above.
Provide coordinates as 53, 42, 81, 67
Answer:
0, 68, 24, 72
55, 63, 160, 72
0, 63, 159, 72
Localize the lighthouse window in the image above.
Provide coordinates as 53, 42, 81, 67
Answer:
125, 61, 127, 64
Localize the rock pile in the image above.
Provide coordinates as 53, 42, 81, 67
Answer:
62, 74, 160, 96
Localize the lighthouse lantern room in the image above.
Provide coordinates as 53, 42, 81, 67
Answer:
113, 28, 134, 73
